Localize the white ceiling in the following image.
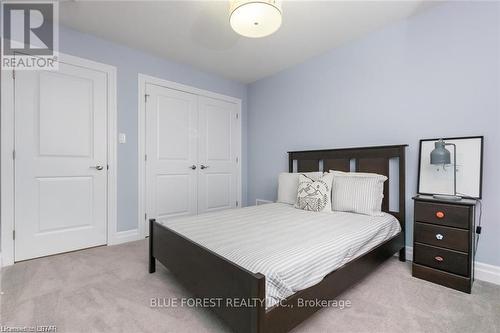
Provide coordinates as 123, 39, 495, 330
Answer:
60, 1, 433, 83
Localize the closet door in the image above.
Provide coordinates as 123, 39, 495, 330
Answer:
145, 84, 198, 221
197, 96, 239, 214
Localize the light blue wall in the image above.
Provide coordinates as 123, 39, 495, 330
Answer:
59, 26, 248, 232
247, 2, 500, 266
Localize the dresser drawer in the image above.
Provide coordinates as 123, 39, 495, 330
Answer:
414, 243, 469, 276
414, 222, 469, 252
412, 263, 471, 293
414, 201, 470, 229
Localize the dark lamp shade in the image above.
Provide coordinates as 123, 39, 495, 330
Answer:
430, 140, 451, 165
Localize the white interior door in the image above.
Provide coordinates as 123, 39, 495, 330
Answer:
14, 62, 108, 261
145, 84, 198, 221
198, 96, 239, 213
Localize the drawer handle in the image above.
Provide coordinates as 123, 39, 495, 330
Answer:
434, 256, 444, 262
436, 233, 444, 240
435, 211, 445, 219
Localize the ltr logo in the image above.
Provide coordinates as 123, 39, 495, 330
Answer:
2, 2, 54, 56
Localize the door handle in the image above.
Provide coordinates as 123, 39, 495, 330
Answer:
189, 165, 197, 170
91, 165, 104, 171
200, 165, 209, 170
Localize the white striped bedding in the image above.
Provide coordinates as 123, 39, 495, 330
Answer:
157, 203, 401, 308
331, 171, 387, 216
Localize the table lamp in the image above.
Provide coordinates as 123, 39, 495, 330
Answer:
430, 139, 461, 201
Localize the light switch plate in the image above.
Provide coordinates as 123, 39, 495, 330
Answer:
119, 133, 126, 144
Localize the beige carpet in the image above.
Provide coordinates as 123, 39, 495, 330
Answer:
1, 240, 499, 333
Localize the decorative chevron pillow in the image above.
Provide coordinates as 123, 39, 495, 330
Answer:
295, 173, 334, 212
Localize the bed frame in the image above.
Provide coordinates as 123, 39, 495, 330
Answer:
149, 144, 407, 333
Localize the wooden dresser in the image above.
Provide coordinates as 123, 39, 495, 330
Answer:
412, 195, 476, 293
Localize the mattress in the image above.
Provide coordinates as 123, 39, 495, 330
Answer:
157, 203, 401, 308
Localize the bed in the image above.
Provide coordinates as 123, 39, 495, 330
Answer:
149, 145, 407, 333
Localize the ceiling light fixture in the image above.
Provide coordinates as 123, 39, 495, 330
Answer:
230, 0, 282, 38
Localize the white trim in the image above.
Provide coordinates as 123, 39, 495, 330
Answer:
402, 246, 500, 286
256, 199, 274, 205
139, 74, 242, 104
406, 245, 414, 260
138, 76, 147, 239
0, 252, 3, 269
475, 262, 500, 285
138, 74, 243, 238
1, 69, 15, 266
104, 62, 119, 246
0, 53, 118, 265
112, 229, 140, 245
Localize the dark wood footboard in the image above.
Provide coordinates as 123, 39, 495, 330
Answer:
149, 219, 404, 333
148, 144, 407, 333
149, 219, 266, 333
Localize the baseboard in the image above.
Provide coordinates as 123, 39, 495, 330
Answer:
109, 228, 141, 245
406, 246, 413, 260
474, 262, 500, 285
256, 199, 274, 205
400, 246, 500, 286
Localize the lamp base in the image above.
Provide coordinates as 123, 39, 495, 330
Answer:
433, 194, 462, 201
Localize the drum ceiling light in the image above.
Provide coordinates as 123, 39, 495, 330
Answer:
230, 0, 282, 38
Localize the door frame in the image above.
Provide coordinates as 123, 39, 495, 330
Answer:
0, 53, 118, 266
137, 73, 242, 238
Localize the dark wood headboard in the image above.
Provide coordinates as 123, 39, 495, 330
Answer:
288, 145, 407, 230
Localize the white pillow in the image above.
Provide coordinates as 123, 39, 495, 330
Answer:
329, 170, 387, 216
295, 173, 334, 212
277, 172, 323, 205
